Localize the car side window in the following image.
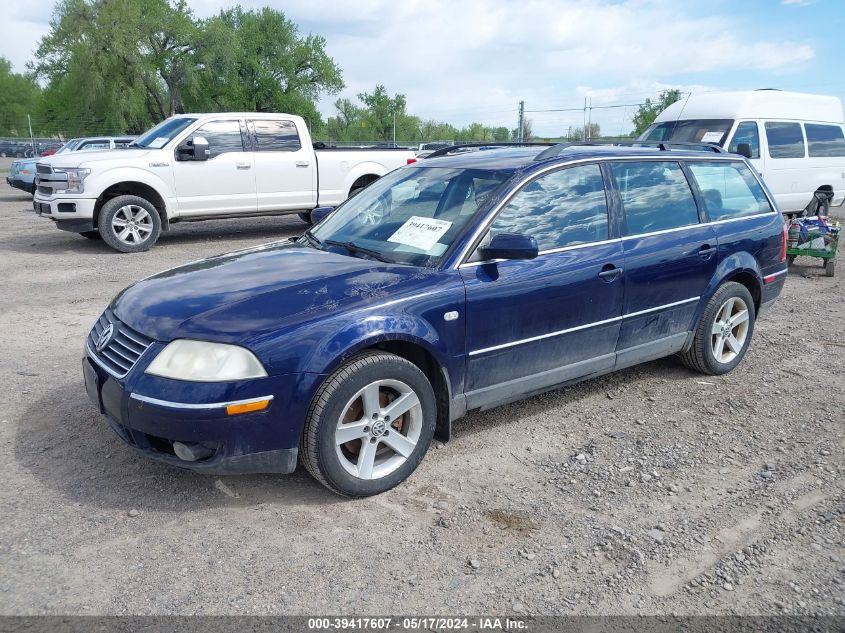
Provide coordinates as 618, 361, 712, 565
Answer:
610, 161, 699, 235
252, 120, 302, 152
488, 164, 609, 251
728, 121, 760, 158
765, 122, 805, 159
804, 123, 845, 157
194, 120, 245, 159
687, 161, 773, 220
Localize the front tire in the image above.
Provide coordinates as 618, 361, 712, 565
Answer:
98, 195, 161, 253
680, 282, 756, 376
300, 352, 436, 497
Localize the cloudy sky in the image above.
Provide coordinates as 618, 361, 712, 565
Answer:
1, 0, 842, 136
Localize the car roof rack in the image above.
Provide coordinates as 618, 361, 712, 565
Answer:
424, 142, 556, 159
534, 139, 727, 161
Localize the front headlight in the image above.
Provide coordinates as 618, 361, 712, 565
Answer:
55, 167, 91, 194
145, 339, 268, 382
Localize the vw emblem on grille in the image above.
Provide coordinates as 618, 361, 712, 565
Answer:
96, 323, 115, 352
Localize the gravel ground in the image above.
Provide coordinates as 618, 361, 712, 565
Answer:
0, 164, 843, 616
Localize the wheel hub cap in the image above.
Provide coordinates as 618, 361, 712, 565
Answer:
370, 419, 387, 436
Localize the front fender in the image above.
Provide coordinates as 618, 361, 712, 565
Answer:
88, 167, 174, 211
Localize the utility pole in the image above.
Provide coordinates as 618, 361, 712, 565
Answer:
583, 98, 587, 141
392, 110, 396, 148
517, 100, 525, 143
587, 97, 592, 140
27, 114, 34, 154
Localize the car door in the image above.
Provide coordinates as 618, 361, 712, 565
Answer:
727, 120, 765, 176
460, 163, 624, 409
248, 118, 316, 212
607, 160, 717, 366
172, 118, 256, 216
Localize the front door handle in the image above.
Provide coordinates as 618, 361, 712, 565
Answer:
296, 161, 310, 168
236, 162, 251, 170
699, 244, 715, 259
598, 265, 624, 280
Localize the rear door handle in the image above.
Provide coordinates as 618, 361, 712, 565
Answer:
296, 161, 310, 168
699, 244, 715, 259
598, 265, 624, 280
236, 162, 251, 170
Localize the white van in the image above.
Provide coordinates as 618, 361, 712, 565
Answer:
639, 90, 845, 215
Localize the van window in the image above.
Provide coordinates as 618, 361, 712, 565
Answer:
728, 121, 760, 158
610, 161, 699, 235
640, 119, 733, 145
804, 124, 845, 157
489, 164, 609, 251
687, 161, 773, 220
765, 122, 805, 158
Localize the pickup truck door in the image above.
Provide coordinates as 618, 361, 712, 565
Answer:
248, 119, 316, 212
172, 118, 256, 216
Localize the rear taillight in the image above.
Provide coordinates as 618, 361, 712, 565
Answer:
780, 221, 788, 262
406, 158, 417, 165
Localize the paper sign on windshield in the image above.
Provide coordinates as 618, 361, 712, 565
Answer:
388, 216, 452, 251
148, 137, 169, 149
700, 132, 723, 143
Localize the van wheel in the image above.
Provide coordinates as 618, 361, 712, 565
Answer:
298, 211, 313, 225
679, 282, 756, 376
98, 195, 161, 253
79, 230, 102, 240
300, 352, 436, 497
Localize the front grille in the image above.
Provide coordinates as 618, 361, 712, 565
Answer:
36, 163, 52, 175
87, 309, 154, 377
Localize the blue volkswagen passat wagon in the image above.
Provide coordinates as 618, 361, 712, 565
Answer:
83, 145, 788, 496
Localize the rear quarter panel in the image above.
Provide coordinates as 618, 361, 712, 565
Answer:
315, 151, 414, 206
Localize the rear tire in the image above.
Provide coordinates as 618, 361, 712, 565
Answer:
679, 282, 756, 376
300, 352, 436, 497
98, 195, 161, 253
298, 211, 313, 225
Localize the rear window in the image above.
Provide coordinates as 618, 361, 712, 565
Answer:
765, 122, 805, 158
252, 120, 302, 152
804, 124, 845, 157
610, 161, 699, 235
687, 161, 773, 220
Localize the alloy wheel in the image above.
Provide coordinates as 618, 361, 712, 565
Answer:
710, 296, 750, 364
111, 204, 154, 245
334, 379, 422, 480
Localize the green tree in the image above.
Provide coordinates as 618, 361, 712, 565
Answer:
193, 6, 343, 128
0, 58, 41, 136
630, 89, 682, 136
357, 85, 408, 142
564, 122, 601, 141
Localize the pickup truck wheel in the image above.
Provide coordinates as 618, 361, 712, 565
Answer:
300, 352, 436, 497
79, 231, 102, 240
679, 282, 756, 376
98, 195, 161, 253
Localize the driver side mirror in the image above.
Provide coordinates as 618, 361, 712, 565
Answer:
176, 136, 210, 161
479, 233, 539, 261
735, 143, 752, 159
311, 206, 334, 224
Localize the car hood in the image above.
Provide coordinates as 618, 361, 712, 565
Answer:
112, 241, 441, 344
42, 148, 152, 168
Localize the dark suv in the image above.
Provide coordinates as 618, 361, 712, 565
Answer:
83, 144, 788, 496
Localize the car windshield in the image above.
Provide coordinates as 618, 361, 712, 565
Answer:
639, 119, 734, 146
130, 117, 197, 149
310, 166, 513, 267
56, 139, 82, 154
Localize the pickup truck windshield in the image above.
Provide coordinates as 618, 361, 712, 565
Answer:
639, 119, 734, 146
311, 166, 512, 267
130, 117, 197, 149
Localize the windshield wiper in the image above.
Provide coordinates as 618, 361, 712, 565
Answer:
323, 239, 394, 263
300, 229, 323, 249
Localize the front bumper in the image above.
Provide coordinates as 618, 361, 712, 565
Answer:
83, 355, 320, 475
33, 195, 98, 232
6, 177, 34, 193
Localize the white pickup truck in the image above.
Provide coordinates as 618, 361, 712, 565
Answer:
32, 113, 417, 252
